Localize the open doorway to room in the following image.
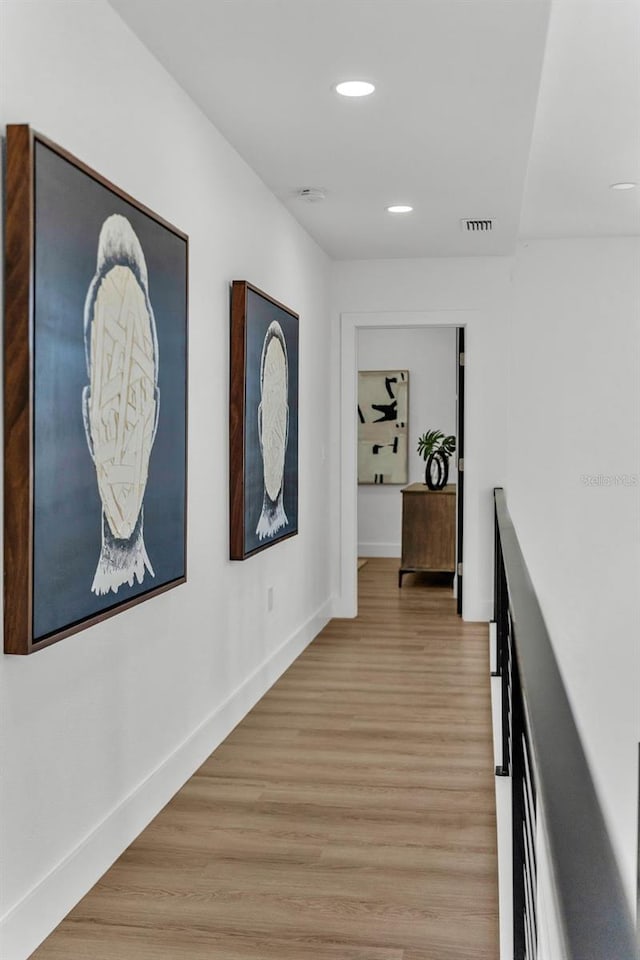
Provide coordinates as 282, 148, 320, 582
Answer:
338, 311, 472, 621
355, 324, 462, 606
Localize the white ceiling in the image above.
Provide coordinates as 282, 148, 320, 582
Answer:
520, 0, 640, 240
109, 0, 639, 260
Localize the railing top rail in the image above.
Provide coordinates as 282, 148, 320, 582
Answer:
494, 487, 638, 960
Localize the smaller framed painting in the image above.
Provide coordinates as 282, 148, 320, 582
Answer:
230, 281, 299, 559
358, 369, 409, 484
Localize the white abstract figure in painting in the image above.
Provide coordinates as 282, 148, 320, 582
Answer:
82, 214, 159, 595
256, 320, 289, 540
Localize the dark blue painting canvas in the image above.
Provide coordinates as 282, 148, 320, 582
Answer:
30, 137, 187, 645
230, 282, 298, 559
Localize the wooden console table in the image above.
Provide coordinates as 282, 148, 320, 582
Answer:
399, 483, 456, 587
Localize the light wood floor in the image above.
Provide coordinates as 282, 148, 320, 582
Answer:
31, 559, 499, 959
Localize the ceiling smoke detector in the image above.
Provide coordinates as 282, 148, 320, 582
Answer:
296, 187, 326, 203
461, 218, 494, 232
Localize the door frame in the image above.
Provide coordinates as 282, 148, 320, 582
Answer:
456, 326, 465, 615
338, 310, 474, 619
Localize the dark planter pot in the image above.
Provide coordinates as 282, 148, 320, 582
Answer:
425, 452, 449, 490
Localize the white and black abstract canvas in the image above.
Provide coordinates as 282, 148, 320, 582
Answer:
358, 370, 408, 484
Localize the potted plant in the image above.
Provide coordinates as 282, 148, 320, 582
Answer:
417, 429, 456, 490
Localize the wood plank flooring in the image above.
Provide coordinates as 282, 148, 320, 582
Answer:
30, 559, 498, 959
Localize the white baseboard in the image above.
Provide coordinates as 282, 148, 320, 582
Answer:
495, 772, 513, 960
489, 621, 498, 674
466, 599, 493, 623
491, 659, 513, 960
0, 600, 332, 960
357, 542, 400, 558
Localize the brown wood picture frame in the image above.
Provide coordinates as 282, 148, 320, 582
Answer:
4, 126, 189, 654
230, 281, 299, 560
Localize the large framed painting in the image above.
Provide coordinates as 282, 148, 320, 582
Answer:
358, 370, 409, 484
4, 126, 188, 654
230, 281, 298, 559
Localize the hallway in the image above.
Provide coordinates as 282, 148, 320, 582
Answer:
31, 559, 498, 959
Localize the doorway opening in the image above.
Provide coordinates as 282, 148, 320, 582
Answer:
338, 311, 472, 620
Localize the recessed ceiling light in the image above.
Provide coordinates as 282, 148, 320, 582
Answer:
387, 205, 413, 214
610, 182, 637, 190
335, 80, 375, 98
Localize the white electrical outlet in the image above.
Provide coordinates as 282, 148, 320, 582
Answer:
267, 586, 274, 612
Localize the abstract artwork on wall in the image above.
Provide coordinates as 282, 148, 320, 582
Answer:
358, 370, 409, 484
230, 281, 299, 559
4, 126, 188, 654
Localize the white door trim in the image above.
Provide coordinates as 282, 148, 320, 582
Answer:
337, 310, 478, 618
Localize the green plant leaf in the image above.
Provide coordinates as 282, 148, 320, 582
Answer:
416, 429, 455, 460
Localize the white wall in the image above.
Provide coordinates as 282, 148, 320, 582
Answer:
507, 237, 640, 911
332, 257, 512, 621
2, 5, 636, 954
357, 326, 457, 557
0, 3, 333, 957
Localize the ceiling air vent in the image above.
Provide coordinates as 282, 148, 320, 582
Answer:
296, 187, 326, 203
461, 218, 494, 232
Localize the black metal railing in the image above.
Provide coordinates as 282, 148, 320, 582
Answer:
493, 488, 638, 960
